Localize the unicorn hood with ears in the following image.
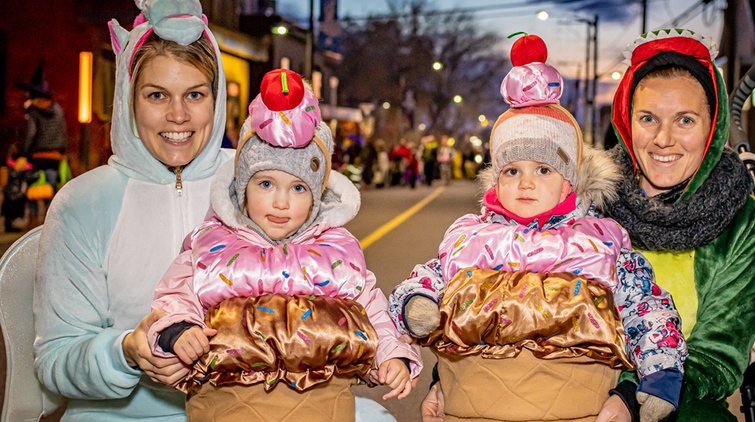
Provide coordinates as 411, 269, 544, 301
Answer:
108, 0, 227, 183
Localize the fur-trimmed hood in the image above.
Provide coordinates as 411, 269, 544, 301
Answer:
478, 144, 621, 213
210, 159, 360, 243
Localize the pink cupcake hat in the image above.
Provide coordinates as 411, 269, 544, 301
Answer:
500, 32, 564, 108
247, 69, 322, 148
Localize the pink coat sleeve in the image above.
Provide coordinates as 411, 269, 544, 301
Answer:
357, 270, 423, 379
147, 250, 206, 357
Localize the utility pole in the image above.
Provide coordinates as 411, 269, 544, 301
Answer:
305, 0, 314, 79
641, 0, 648, 33
591, 14, 599, 147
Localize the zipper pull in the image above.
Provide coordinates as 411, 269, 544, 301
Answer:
173, 167, 183, 193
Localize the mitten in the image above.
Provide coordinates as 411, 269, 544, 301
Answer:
637, 391, 675, 422
404, 295, 440, 338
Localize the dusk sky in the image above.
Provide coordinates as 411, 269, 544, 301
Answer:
275, 0, 724, 86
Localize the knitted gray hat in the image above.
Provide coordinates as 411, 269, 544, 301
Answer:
231, 69, 332, 234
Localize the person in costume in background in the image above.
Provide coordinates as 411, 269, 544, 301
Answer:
17, 59, 68, 190
401, 33, 687, 422
148, 69, 421, 422
596, 29, 755, 422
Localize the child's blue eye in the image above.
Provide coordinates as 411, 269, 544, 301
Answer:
260, 181, 272, 189
293, 184, 307, 193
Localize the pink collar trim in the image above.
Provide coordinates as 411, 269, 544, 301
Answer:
483, 188, 577, 226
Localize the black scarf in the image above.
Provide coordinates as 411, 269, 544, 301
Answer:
605, 146, 753, 251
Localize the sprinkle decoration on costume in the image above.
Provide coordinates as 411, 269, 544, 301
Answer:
257, 305, 275, 314
485, 244, 494, 260
283, 244, 288, 255
338, 317, 347, 326
227, 349, 244, 355
308, 249, 322, 257
587, 313, 600, 329
331, 260, 342, 269
527, 247, 543, 257
315, 280, 330, 287
355, 330, 368, 340
349, 262, 362, 271
301, 309, 312, 320
519, 285, 527, 298
588, 239, 599, 252
536, 304, 551, 318
331, 342, 347, 353
572, 242, 585, 253
209, 355, 219, 370
219, 273, 233, 286
516, 233, 526, 242
297, 330, 311, 344
254, 330, 267, 339
500, 318, 512, 326
453, 234, 467, 248
574, 280, 582, 296
226, 253, 239, 266
572, 316, 580, 331
483, 298, 499, 312
460, 299, 474, 311
210, 244, 225, 253
196, 227, 212, 237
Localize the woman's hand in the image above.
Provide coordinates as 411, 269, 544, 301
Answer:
421, 382, 445, 422
594, 394, 632, 422
377, 358, 413, 400
122, 308, 189, 385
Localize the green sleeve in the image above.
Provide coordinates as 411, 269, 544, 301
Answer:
684, 197, 755, 402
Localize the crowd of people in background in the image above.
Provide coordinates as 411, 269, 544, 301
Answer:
330, 133, 486, 191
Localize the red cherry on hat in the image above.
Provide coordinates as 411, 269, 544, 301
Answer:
259, 69, 305, 112
508, 32, 548, 66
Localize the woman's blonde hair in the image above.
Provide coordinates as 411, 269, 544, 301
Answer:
130, 32, 218, 113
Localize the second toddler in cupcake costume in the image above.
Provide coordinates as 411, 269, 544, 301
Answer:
148, 69, 421, 422
389, 34, 687, 422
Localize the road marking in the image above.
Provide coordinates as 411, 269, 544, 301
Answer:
360, 186, 446, 250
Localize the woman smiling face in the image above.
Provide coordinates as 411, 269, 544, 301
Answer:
630, 73, 711, 197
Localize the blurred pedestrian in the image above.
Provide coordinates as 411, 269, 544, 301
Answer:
18, 59, 67, 189
17, 60, 68, 225
373, 139, 390, 189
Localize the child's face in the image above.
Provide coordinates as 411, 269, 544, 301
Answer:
245, 170, 313, 241
495, 160, 571, 218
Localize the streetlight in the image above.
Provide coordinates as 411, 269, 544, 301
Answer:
538, 11, 598, 145
611, 71, 622, 80
432, 61, 443, 71
453, 95, 462, 104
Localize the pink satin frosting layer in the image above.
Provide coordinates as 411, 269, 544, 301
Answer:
438, 213, 631, 291
500, 62, 563, 108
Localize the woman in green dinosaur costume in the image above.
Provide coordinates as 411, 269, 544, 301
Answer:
595, 29, 755, 422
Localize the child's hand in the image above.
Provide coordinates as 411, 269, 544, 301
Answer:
377, 358, 413, 400
173, 326, 217, 366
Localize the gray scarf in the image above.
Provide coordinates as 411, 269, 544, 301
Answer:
604, 146, 753, 251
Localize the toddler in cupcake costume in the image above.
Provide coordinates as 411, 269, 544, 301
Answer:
389, 34, 687, 422
148, 69, 421, 422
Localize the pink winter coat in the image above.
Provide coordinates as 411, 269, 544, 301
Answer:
148, 161, 422, 377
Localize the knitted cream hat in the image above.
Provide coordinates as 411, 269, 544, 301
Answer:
232, 69, 332, 225
491, 33, 583, 186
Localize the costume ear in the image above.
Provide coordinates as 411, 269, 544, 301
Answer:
108, 19, 129, 55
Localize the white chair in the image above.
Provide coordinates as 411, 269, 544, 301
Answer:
0, 227, 64, 421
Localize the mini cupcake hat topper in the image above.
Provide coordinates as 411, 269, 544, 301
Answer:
235, 69, 330, 193
501, 32, 563, 108
246, 69, 322, 149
